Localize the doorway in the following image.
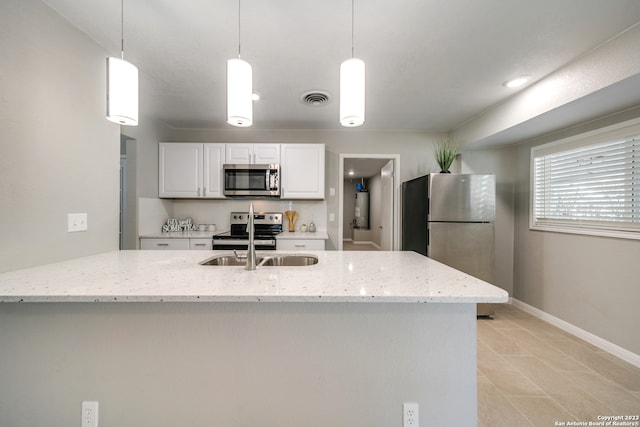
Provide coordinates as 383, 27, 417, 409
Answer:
338, 154, 400, 251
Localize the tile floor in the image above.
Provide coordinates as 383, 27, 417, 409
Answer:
342, 240, 380, 251
478, 304, 640, 427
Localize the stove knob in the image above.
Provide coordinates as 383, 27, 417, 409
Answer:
269, 215, 273, 220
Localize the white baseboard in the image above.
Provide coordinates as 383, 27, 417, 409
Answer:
510, 298, 640, 369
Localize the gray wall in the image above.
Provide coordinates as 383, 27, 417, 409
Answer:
511, 110, 640, 355
0, 302, 477, 427
0, 0, 120, 272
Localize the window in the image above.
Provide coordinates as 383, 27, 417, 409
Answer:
531, 120, 640, 239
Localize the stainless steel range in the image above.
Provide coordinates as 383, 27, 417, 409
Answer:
212, 212, 283, 250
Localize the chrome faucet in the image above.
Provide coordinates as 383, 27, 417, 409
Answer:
245, 202, 257, 270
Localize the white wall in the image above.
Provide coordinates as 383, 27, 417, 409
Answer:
368, 173, 382, 246
0, 0, 120, 272
342, 178, 358, 239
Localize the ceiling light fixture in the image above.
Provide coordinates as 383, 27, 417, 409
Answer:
340, 0, 365, 127
503, 75, 530, 88
106, 0, 138, 126
227, 0, 252, 127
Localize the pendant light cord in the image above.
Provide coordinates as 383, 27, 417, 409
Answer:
120, 0, 125, 59
350, 0, 354, 58
238, 0, 242, 58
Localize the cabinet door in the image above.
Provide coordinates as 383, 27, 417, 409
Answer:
226, 144, 253, 163
203, 143, 225, 198
276, 239, 325, 250
253, 144, 280, 164
280, 144, 325, 199
140, 238, 190, 250
189, 239, 212, 250
159, 143, 203, 198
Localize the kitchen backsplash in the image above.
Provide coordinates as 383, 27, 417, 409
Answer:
140, 197, 327, 234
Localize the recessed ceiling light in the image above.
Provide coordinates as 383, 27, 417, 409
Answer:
348, 170, 355, 175
251, 92, 261, 101
503, 76, 530, 88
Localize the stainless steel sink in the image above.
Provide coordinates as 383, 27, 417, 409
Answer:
259, 255, 318, 266
200, 253, 318, 267
200, 255, 256, 266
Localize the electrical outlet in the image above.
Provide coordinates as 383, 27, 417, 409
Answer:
81, 401, 98, 427
329, 213, 335, 221
68, 213, 88, 232
403, 402, 419, 427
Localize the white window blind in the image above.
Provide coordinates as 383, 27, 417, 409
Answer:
531, 125, 640, 239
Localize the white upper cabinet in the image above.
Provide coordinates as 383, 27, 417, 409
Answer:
159, 143, 202, 198
225, 144, 280, 164
159, 142, 225, 198
203, 144, 225, 198
280, 144, 325, 199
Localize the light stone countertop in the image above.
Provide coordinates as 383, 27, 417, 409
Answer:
0, 250, 509, 304
138, 231, 328, 240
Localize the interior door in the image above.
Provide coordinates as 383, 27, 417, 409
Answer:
380, 160, 394, 250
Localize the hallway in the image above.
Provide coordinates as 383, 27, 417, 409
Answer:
342, 240, 380, 251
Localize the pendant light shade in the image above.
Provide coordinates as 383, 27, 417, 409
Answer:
340, 57, 365, 127
227, 58, 253, 127
106, 57, 139, 126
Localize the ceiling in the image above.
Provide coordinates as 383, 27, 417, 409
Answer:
344, 158, 391, 179
43, 0, 640, 132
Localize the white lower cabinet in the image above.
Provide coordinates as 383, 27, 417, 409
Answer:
276, 239, 325, 250
140, 238, 190, 250
189, 239, 212, 250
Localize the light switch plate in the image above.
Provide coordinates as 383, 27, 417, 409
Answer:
68, 213, 88, 232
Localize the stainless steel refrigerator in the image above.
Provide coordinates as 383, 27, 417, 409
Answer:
402, 173, 497, 316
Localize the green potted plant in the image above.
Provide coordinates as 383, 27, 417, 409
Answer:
434, 141, 459, 173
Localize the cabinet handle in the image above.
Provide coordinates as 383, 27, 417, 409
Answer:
294, 244, 306, 248
157, 243, 169, 246
194, 243, 206, 247
203, 186, 207, 197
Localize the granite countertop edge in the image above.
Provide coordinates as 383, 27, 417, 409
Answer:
0, 250, 509, 304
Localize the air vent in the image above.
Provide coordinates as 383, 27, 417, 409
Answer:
300, 90, 331, 106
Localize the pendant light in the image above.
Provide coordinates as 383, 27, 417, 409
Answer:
227, 0, 253, 127
106, 0, 138, 126
340, 0, 365, 127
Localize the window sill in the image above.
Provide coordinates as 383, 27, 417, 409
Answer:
529, 224, 640, 241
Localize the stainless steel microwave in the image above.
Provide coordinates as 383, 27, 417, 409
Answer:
223, 164, 280, 197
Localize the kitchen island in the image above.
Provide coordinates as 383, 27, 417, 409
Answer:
0, 250, 507, 427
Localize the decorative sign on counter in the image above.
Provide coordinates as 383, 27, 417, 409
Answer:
162, 217, 196, 232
